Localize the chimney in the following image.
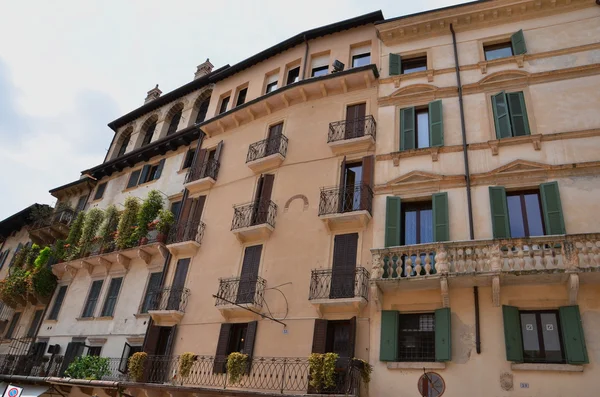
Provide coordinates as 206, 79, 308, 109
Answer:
144, 84, 162, 104
194, 58, 214, 80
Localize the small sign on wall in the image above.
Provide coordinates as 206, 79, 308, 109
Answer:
520, 383, 529, 389
3, 385, 23, 397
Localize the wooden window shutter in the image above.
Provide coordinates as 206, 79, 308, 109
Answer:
385, 196, 401, 248
559, 305, 589, 364
489, 186, 510, 239
379, 310, 398, 361
434, 308, 451, 362
432, 192, 449, 242
178, 198, 193, 223
127, 170, 141, 189
502, 305, 524, 362
214, 141, 224, 163
348, 316, 357, 359
213, 323, 232, 373
312, 319, 328, 354
400, 107, 415, 150
389, 53, 401, 76
428, 100, 444, 147
491, 92, 513, 139
139, 165, 151, 185
338, 156, 347, 213
143, 324, 161, 355
155, 159, 166, 179
243, 321, 258, 373
361, 155, 374, 211
506, 92, 530, 137
540, 182, 566, 235
119, 343, 132, 373
511, 29, 527, 55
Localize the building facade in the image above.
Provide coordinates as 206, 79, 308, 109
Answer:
0, 1, 599, 397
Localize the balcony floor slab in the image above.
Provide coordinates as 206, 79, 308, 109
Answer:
148, 310, 184, 326
246, 153, 285, 174
167, 240, 201, 257
232, 224, 274, 243
319, 210, 371, 233
328, 135, 375, 155
184, 177, 215, 196
310, 296, 367, 318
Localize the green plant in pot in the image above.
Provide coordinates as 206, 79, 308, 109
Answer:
135, 190, 164, 245
52, 240, 66, 263
65, 211, 85, 260
116, 197, 140, 249
226, 352, 248, 384
308, 352, 339, 391
156, 209, 175, 243
25, 244, 41, 268
78, 208, 104, 256
98, 205, 120, 253
128, 352, 147, 382
352, 358, 372, 385
64, 355, 110, 380
11, 245, 31, 268
178, 352, 196, 379
0, 268, 29, 308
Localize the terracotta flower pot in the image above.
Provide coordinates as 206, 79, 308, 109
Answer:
156, 233, 167, 243
139, 237, 149, 246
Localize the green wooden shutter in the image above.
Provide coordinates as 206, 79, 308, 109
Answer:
432, 192, 449, 242
389, 53, 401, 76
540, 181, 566, 235
489, 186, 510, 239
502, 305, 524, 362
506, 92, 530, 137
385, 196, 401, 247
380, 311, 398, 361
434, 308, 451, 362
155, 159, 166, 179
491, 92, 512, 139
400, 107, 415, 150
511, 29, 527, 55
559, 305, 589, 364
428, 100, 444, 147
139, 165, 151, 185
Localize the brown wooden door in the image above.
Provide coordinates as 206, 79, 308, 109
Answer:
253, 174, 274, 225
345, 103, 366, 139
167, 258, 190, 310
236, 245, 262, 304
360, 155, 374, 212
330, 234, 358, 299
265, 123, 283, 156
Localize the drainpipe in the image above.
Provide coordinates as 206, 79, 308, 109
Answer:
474, 286, 481, 354
301, 34, 309, 80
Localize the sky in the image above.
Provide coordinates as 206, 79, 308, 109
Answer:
0, 0, 470, 220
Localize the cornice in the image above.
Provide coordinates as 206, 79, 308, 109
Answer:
377, 0, 595, 45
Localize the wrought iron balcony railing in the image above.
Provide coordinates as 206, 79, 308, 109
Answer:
167, 219, 205, 245
185, 159, 220, 184
246, 134, 288, 163
0, 354, 63, 377
215, 276, 266, 307
31, 209, 75, 230
231, 200, 277, 230
371, 233, 600, 280
148, 287, 190, 312
318, 184, 373, 216
328, 115, 376, 143
309, 267, 370, 301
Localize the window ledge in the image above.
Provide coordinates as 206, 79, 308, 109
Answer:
134, 313, 150, 318
76, 317, 95, 321
95, 316, 114, 321
511, 363, 583, 372
387, 362, 446, 370
390, 146, 444, 166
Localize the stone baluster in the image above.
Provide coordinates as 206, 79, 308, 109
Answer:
414, 253, 423, 276
436, 245, 449, 275
592, 241, 600, 268
424, 252, 432, 275
490, 244, 502, 272
404, 255, 413, 278
506, 244, 514, 272
454, 248, 463, 273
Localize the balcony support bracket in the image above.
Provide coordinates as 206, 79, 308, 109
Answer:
568, 273, 579, 305
138, 249, 152, 265
492, 275, 501, 307
371, 284, 382, 311
440, 277, 450, 308
117, 253, 131, 271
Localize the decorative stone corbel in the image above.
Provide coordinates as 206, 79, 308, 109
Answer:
531, 134, 542, 151
435, 245, 449, 274
97, 256, 112, 274
492, 275, 501, 307
66, 265, 78, 278
371, 253, 383, 279
371, 284, 383, 311
478, 61, 488, 74
488, 140, 499, 155
393, 77, 401, 88
393, 156, 400, 166
427, 69, 434, 83
79, 260, 93, 275
440, 277, 450, 308
117, 253, 131, 271
490, 244, 502, 272
138, 249, 152, 265
568, 273, 579, 305
158, 245, 169, 260
515, 54, 525, 68
430, 147, 440, 162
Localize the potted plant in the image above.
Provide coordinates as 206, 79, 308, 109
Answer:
178, 352, 196, 379
135, 190, 164, 245
64, 355, 110, 380
156, 209, 175, 243
98, 205, 120, 254
65, 211, 85, 260
0, 268, 29, 308
78, 208, 104, 257
116, 197, 140, 249
308, 352, 338, 392
226, 352, 248, 385
128, 352, 147, 382
352, 358, 372, 385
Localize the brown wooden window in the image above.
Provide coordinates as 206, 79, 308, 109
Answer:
235, 88, 248, 107
214, 321, 257, 373
88, 346, 102, 356
401, 56, 427, 74
312, 317, 356, 358
506, 190, 545, 238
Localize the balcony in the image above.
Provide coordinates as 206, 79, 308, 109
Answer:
28, 209, 75, 244
0, 354, 63, 378
184, 159, 220, 195
166, 219, 205, 256
231, 200, 277, 243
215, 276, 265, 319
309, 267, 370, 317
318, 184, 373, 232
328, 115, 376, 155
246, 134, 288, 174
371, 233, 600, 307
148, 286, 190, 326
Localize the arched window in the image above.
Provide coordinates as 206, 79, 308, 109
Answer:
167, 110, 182, 136
142, 121, 157, 147
117, 134, 130, 157
195, 99, 210, 123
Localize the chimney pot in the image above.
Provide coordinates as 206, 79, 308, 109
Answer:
194, 58, 214, 80
144, 84, 162, 104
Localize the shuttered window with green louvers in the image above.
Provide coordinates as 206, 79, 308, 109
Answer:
400, 100, 444, 151
492, 91, 530, 139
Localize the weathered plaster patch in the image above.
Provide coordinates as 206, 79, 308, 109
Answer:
451, 312, 475, 364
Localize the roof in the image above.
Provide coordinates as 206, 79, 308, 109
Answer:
376, 0, 492, 25
0, 204, 51, 240
49, 176, 94, 195
107, 10, 383, 132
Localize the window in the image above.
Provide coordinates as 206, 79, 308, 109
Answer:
311, 54, 330, 77
195, 99, 210, 123
227, 323, 249, 354
325, 320, 353, 357
182, 149, 195, 170
352, 53, 371, 68
93, 182, 107, 201
484, 30, 527, 61
140, 272, 162, 313
265, 74, 278, 94
117, 134, 130, 157
311, 66, 328, 77
0, 250, 9, 270
119, 343, 143, 373
402, 56, 427, 74
142, 121, 157, 147
380, 309, 451, 362
218, 96, 230, 114
82, 280, 104, 318
100, 277, 123, 317
48, 285, 68, 320
127, 159, 166, 188
88, 346, 102, 356
235, 87, 248, 107
489, 182, 565, 239
170, 201, 182, 220
491, 91, 530, 138
502, 305, 588, 365
5, 312, 21, 339
402, 201, 433, 246
286, 66, 300, 85
400, 100, 443, 151
167, 110, 182, 136
75, 195, 87, 212
26, 309, 43, 338
341, 162, 363, 212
